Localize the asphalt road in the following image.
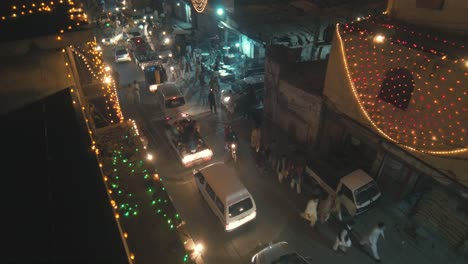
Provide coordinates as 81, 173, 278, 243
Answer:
102, 43, 380, 264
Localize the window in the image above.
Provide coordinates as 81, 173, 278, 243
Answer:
341, 186, 355, 202
378, 67, 414, 110
416, 0, 445, 10
165, 97, 185, 108
215, 198, 225, 214
355, 182, 380, 206
205, 184, 216, 201
194, 172, 205, 184
228, 198, 253, 218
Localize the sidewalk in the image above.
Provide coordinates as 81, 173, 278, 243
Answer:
258, 117, 465, 264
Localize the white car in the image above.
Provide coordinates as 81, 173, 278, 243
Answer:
114, 47, 131, 63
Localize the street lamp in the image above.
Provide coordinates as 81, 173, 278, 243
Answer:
216, 8, 224, 16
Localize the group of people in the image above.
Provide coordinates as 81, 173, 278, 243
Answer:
250, 125, 386, 262
118, 79, 141, 105
332, 220, 386, 262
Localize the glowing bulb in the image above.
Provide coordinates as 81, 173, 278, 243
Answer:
373, 34, 385, 43
194, 243, 204, 254
146, 153, 153, 161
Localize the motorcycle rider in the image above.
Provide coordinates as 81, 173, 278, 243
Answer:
224, 125, 238, 151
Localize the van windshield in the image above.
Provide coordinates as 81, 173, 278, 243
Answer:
165, 97, 185, 108
228, 197, 253, 218
354, 182, 380, 206
116, 49, 127, 55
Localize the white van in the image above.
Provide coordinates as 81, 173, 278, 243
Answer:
153, 82, 188, 119
193, 163, 257, 231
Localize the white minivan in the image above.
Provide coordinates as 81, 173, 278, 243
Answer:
193, 163, 257, 231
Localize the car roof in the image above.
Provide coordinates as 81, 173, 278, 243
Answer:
340, 169, 376, 191
254, 242, 311, 264
158, 83, 182, 97
198, 162, 249, 203
241, 74, 264, 85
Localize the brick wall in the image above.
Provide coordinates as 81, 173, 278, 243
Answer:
413, 185, 468, 249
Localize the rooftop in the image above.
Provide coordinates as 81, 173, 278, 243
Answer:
228, 0, 386, 47
3, 89, 129, 263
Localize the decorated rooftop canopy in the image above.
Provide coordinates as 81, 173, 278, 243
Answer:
336, 16, 467, 155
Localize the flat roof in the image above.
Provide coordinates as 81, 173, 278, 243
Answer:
3, 89, 129, 263
199, 163, 249, 202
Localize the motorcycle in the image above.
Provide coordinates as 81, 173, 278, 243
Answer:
229, 142, 237, 163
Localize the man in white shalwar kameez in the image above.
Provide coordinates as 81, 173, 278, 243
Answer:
301, 197, 319, 227
360, 222, 386, 262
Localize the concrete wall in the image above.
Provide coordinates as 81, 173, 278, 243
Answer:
276, 80, 322, 145
386, 0, 468, 35
0, 51, 74, 115
323, 27, 468, 188
264, 56, 322, 147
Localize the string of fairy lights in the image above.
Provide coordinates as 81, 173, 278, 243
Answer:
336, 16, 467, 155
72, 42, 123, 123
191, 0, 208, 13
1, 0, 89, 41
64, 42, 194, 263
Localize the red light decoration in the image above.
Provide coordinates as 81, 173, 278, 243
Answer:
336, 19, 467, 155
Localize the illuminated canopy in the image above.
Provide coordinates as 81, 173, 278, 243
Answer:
336, 18, 467, 155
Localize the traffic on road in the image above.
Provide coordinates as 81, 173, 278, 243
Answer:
94, 6, 384, 264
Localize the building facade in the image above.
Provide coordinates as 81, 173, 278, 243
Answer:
263, 0, 468, 254
321, 2, 468, 253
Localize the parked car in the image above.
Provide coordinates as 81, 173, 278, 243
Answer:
127, 30, 142, 39
251, 242, 311, 264
101, 29, 115, 46
114, 47, 131, 63
221, 74, 264, 114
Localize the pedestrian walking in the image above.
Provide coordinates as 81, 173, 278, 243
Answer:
208, 89, 217, 113
286, 161, 295, 183
250, 126, 261, 152
318, 193, 334, 223
301, 196, 319, 227
199, 64, 206, 85
276, 154, 287, 183
291, 164, 304, 194
133, 80, 140, 104
185, 52, 192, 75
333, 221, 354, 253
195, 61, 201, 86
360, 222, 386, 262
256, 145, 265, 170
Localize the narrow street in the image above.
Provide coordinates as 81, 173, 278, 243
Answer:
102, 44, 383, 264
